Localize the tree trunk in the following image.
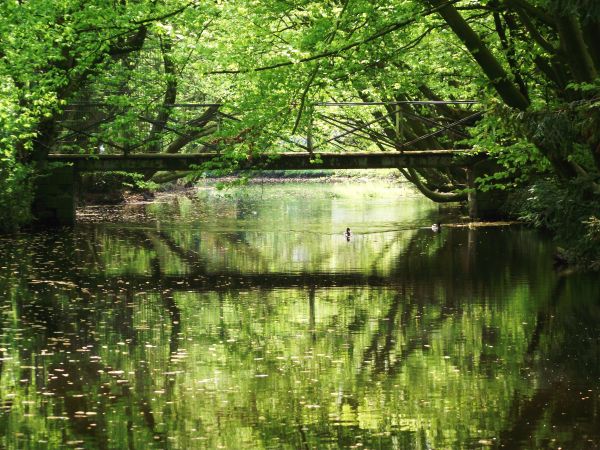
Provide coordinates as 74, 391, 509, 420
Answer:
147, 37, 177, 153
555, 13, 597, 83
429, 0, 530, 111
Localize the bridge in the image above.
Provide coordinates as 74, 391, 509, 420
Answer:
48, 149, 477, 171
35, 149, 483, 227
36, 149, 485, 226
34, 100, 488, 226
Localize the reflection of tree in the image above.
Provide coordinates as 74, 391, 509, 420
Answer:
2, 222, 600, 449
221, 231, 271, 266
360, 291, 402, 373
0, 243, 187, 448
308, 287, 316, 343
148, 230, 208, 274
357, 284, 462, 378
497, 385, 559, 449
494, 275, 600, 449
147, 227, 277, 276
526, 276, 565, 356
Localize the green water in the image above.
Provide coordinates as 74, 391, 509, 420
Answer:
0, 183, 598, 449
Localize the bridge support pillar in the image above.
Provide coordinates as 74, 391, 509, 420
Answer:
32, 165, 77, 226
467, 160, 509, 219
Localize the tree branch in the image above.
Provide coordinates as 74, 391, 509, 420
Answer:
165, 106, 220, 154
401, 168, 467, 202
429, 0, 530, 110
290, 0, 349, 135
207, 0, 462, 75
147, 36, 177, 153
555, 13, 597, 82
504, 0, 555, 26
494, 11, 529, 101
509, 3, 556, 54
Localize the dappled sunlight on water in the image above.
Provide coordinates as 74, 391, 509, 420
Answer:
0, 182, 599, 449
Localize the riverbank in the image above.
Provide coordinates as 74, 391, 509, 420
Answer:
185, 168, 405, 188
503, 179, 600, 271
78, 180, 524, 232
81, 169, 407, 205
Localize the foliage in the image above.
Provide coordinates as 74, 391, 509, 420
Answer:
0, 159, 33, 233
508, 178, 600, 269
1, 0, 599, 251
81, 172, 159, 194
120, 172, 160, 192
0, 0, 207, 229
468, 105, 552, 191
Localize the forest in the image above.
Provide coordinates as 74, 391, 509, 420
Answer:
1, 0, 599, 267
2, 2, 600, 448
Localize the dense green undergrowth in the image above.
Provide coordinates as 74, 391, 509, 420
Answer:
507, 179, 600, 270
0, 160, 33, 233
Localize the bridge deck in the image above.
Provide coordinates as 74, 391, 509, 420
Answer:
48, 150, 481, 172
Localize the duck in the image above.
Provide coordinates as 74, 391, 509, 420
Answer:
431, 222, 441, 232
345, 227, 352, 239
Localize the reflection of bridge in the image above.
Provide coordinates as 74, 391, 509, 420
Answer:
29, 222, 487, 294
58, 272, 393, 293
36, 227, 482, 294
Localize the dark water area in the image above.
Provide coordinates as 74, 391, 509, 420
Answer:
0, 183, 598, 449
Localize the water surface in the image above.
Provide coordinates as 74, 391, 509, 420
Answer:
0, 183, 598, 449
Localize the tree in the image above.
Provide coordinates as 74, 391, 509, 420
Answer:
0, 0, 222, 227
1, 0, 599, 248
427, 0, 599, 184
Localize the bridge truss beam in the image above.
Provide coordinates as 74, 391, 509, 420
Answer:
48, 150, 482, 172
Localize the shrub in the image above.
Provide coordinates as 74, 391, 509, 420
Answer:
508, 178, 600, 269
0, 159, 34, 233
